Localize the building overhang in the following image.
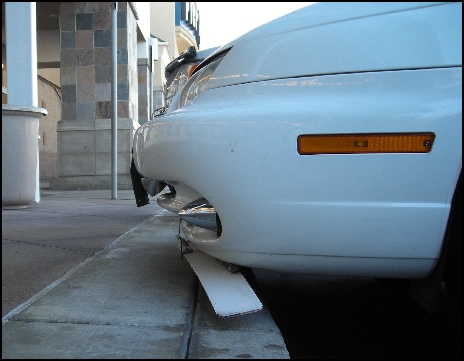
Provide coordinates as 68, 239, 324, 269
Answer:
175, 26, 197, 54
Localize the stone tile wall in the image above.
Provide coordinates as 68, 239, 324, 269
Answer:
50, 2, 140, 190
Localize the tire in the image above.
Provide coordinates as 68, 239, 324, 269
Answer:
443, 172, 462, 315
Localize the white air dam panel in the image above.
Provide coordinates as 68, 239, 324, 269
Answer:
184, 244, 263, 317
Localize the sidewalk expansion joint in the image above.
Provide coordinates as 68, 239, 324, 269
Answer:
3, 238, 94, 254
180, 274, 200, 359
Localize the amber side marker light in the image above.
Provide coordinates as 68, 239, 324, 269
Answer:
188, 63, 199, 78
297, 132, 436, 155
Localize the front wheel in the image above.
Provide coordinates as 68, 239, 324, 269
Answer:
409, 172, 461, 314
443, 172, 462, 315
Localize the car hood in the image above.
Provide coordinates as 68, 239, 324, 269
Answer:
202, 2, 462, 90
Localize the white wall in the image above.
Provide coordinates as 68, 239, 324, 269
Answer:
153, 42, 172, 86
134, 2, 150, 41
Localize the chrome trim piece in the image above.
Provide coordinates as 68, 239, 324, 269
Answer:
178, 197, 217, 231
141, 178, 166, 196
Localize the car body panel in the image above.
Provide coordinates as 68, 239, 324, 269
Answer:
203, 2, 461, 90
133, 2, 462, 279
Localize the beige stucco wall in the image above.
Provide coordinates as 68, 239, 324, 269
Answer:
37, 30, 60, 63
37, 75, 61, 182
150, 3, 177, 57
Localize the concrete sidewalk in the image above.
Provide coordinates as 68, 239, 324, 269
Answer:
2, 189, 289, 358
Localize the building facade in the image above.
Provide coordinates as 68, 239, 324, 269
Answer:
2, 2, 200, 191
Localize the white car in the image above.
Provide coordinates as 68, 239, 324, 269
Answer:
133, 2, 462, 312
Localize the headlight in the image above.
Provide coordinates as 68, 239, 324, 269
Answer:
164, 63, 199, 108
178, 55, 226, 109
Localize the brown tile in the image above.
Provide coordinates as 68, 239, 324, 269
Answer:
117, 28, 127, 47
60, 2, 76, 14
118, 2, 128, 12
77, 83, 95, 102
94, 47, 111, 66
96, 101, 112, 119
138, 101, 148, 118
61, 48, 77, 67
138, 72, 147, 85
61, 102, 76, 121
76, 30, 93, 48
93, 2, 109, 13
117, 64, 127, 82
77, 65, 95, 84
94, 11, 111, 30
117, 100, 129, 118
76, 48, 94, 66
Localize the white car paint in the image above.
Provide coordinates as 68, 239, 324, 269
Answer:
133, 2, 462, 279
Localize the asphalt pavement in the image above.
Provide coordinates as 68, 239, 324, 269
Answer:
2, 186, 289, 358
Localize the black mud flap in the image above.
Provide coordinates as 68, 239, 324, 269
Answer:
130, 152, 149, 207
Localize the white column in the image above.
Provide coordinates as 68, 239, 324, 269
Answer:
5, 2, 40, 201
5, 2, 38, 106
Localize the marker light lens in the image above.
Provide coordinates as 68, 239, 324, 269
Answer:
297, 132, 435, 154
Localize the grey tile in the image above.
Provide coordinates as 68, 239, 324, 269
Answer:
76, 13, 93, 30
95, 83, 111, 101
60, 14, 75, 31
117, 47, 128, 65
117, 83, 129, 101
76, 101, 95, 120
61, 67, 77, 86
117, 11, 127, 29
138, 80, 148, 93
77, 83, 95, 102
76, 2, 93, 13
94, 30, 111, 48
60, 48, 77, 67
61, 84, 77, 102
95, 65, 111, 83
61, 102, 76, 121
61, 31, 76, 49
